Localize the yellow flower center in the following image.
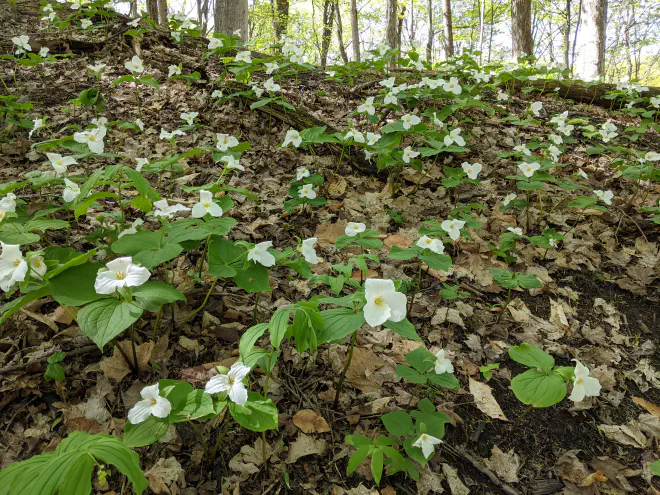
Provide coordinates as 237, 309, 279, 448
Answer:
426, 239, 432, 245
204, 202, 210, 208
227, 376, 235, 386
354, 226, 359, 231
57, 160, 63, 165
13, 259, 21, 267
576, 378, 583, 385
116, 271, 126, 280
34, 261, 41, 268
374, 296, 384, 307
150, 398, 158, 406
88, 136, 96, 142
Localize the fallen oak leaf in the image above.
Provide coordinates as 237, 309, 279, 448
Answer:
292, 409, 330, 434
469, 378, 508, 421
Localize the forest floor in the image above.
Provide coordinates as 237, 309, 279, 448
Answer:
1, 5, 660, 495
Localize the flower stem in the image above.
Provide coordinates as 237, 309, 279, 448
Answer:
211, 408, 230, 462
252, 291, 261, 324
198, 235, 210, 279
334, 330, 357, 407
495, 288, 512, 324
129, 325, 139, 374
184, 278, 217, 324
111, 339, 137, 374
189, 420, 208, 460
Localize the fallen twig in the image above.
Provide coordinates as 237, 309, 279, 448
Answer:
0, 344, 100, 375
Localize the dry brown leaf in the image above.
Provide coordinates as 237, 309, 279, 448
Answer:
327, 175, 347, 197
146, 457, 186, 495
469, 378, 508, 421
384, 235, 412, 249
442, 463, 470, 495
99, 340, 154, 382
286, 433, 327, 464
483, 445, 520, 483
598, 423, 647, 448
292, 410, 331, 434
315, 222, 347, 248
633, 396, 660, 417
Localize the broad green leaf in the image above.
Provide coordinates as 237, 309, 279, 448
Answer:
405, 346, 435, 373
381, 411, 414, 437
175, 390, 215, 420
317, 308, 365, 343
48, 262, 104, 306
511, 369, 566, 408
132, 282, 185, 306
269, 306, 293, 349
78, 298, 144, 350
239, 323, 268, 358
123, 416, 168, 448
234, 262, 270, 293
371, 448, 384, 485
346, 445, 371, 475
384, 318, 420, 341
420, 253, 452, 271
387, 246, 419, 260
508, 343, 555, 372
427, 372, 460, 388
0, 285, 51, 325
395, 364, 427, 384
228, 392, 278, 432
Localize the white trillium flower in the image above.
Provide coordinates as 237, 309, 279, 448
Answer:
568, 360, 602, 402
549, 134, 563, 145
364, 149, 375, 161
81, 19, 93, 29
518, 162, 541, 178
379, 77, 396, 88
135, 157, 149, 172
461, 162, 482, 180
74, 127, 106, 154
128, 17, 139, 26
594, 189, 613, 205
513, 144, 531, 156
125, 55, 144, 73
127, 384, 172, 424
345, 129, 365, 143
192, 190, 223, 218
301, 238, 319, 264
39, 47, 49, 57
88, 63, 106, 74
366, 132, 381, 146
118, 218, 144, 238
325, 70, 336, 77
264, 78, 280, 93
507, 227, 523, 236
547, 145, 561, 161
235, 51, 252, 64
94, 256, 150, 294
550, 111, 568, 126
283, 129, 302, 148
402, 146, 420, 164
180, 111, 198, 126
168, 65, 182, 77
12, 35, 31, 54
599, 120, 618, 142
29, 117, 44, 138
0, 194, 16, 214
557, 123, 574, 136
221, 155, 244, 171
577, 169, 588, 180
216, 133, 239, 151
205, 362, 251, 406
135, 119, 144, 131
444, 128, 465, 147
441, 219, 465, 241
529, 101, 543, 116
650, 96, 660, 108
152, 199, 191, 219
30, 255, 47, 279
383, 92, 398, 105
62, 179, 81, 203
363, 278, 407, 327
265, 62, 279, 74
549, 238, 558, 248
443, 77, 462, 95
0, 243, 28, 292
644, 151, 660, 161
496, 90, 510, 102
401, 114, 421, 130
299, 184, 316, 199
412, 433, 443, 459
160, 129, 185, 140
296, 167, 310, 181
345, 222, 366, 237
502, 193, 517, 206
416, 235, 444, 254
211, 89, 223, 98
208, 37, 223, 50
434, 349, 454, 374
358, 97, 376, 115
248, 241, 276, 267
47, 153, 76, 176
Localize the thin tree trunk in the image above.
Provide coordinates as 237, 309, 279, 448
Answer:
335, 1, 349, 63
570, 0, 582, 74
426, 0, 433, 61
350, 0, 360, 61
564, 0, 571, 68
214, 0, 249, 40
574, 0, 607, 79
410, 0, 416, 46
386, 0, 398, 50
443, 0, 454, 57
397, 3, 406, 50
488, 0, 494, 61
158, 0, 168, 27
478, 0, 485, 62
147, 0, 159, 22
321, 0, 335, 68
511, 0, 533, 57
273, 0, 290, 41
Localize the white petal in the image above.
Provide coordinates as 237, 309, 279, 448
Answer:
205, 374, 230, 394
228, 383, 249, 406
568, 384, 586, 402
191, 203, 207, 218
229, 362, 251, 381
151, 396, 172, 418
141, 383, 160, 399
582, 376, 601, 397
207, 202, 223, 217
94, 271, 122, 294
363, 299, 390, 327
127, 399, 153, 424
364, 278, 395, 299
382, 290, 407, 322
124, 264, 151, 287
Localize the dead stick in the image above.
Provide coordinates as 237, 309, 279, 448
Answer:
0, 345, 100, 375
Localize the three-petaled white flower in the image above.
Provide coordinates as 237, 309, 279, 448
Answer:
412, 433, 443, 459
644, 151, 660, 162
216, 133, 239, 151
358, 97, 376, 115
0, 243, 28, 292
39, 47, 49, 57
345, 222, 366, 237
168, 64, 182, 77
88, 63, 106, 74
296, 167, 310, 181
0, 194, 16, 214
152, 199, 191, 219
594, 190, 613, 205
192, 190, 223, 218
507, 227, 523, 236
160, 129, 185, 140
443, 77, 462, 95
502, 193, 517, 206
497, 90, 509, 102
205, 362, 251, 406
416, 235, 444, 254
180, 111, 198, 126
301, 238, 319, 264
62, 179, 80, 203
94, 256, 150, 295
12, 35, 31, 54
125, 55, 144, 73
568, 360, 602, 402
47, 153, 76, 176
379, 77, 395, 88
444, 128, 465, 147
235, 51, 252, 64
345, 129, 365, 143
127, 384, 172, 424
461, 162, 482, 180
221, 155, 244, 171
135, 157, 149, 172
208, 37, 223, 50
366, 132, 381, 146
264, 78, 280, 93
513, 144, 531, 156
265, 62, 279, 74
118, 218, 144, 238
248, 241, 276, 267
135, 119, 144, 131
529, 101, 543, 116
518, 162, 540, 178
401, 113, 421, 130
363, 278, 407, 327
81, 18, 92, 29
30, 255, 47, 279
74, 127, 106, 154
402, 146, 420, 164
441, 219, 465, 241
299, 184, 316, 199
434, 349, 453, 374
383, 92, 398, 105
283, 129, 302, 148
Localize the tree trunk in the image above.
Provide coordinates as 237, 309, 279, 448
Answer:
146, 0, 159, 22
564, 0, 571, 68
273, 0, 290, 41
574, 0, 607, 80
478, 0, 485, 62
386, 0, 398, 51
511, 0, 533, 57
443, 0, 454, 57
214, 0, 249, 41
335, 1, 349, 63
488, 0, 494, 61
350, 0, 360, 61
158, 0, 168, 27
129, 0, 137, 17
426, 0, 433, 61
397, 3, 406, 49
321, 0, 335, 68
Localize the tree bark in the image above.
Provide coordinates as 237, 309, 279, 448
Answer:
386, 0, 398, 51
320, 0, 335, 68
443, 0, 454, 57
335, 1, 349, 63
158, 0, 168, 27
564, 0, 571, 68
574, 0, 607, 80
478, 0, 485, 62
511, 0, 533, 57
214, 0, 249, 41
350, 0, 360, 61
146, 0, 159, 23
273, 0, 290, 41
426, 0, 433, 61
